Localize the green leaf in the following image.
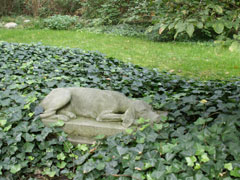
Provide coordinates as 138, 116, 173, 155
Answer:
10, 164, 21, 174
214, 5, 223, 14
43, 167, 56, 177
230, 167, 240, 177
153, 123, 163, 131
117, 146, 128, 156
57, 152, 66, 160
126, 128, 134, 134
175, 21, 186, 32
83, 161, 95, 173
195, 143, 205, 155
57, 161, 67, 169
200, 153, 209, 163
28, 156, 34, 161
23, 133, 35, 142
137, 117, 148, 124
224, 163, 233, 171
76, 144, 88, 152
186, 24, 194, 37
185, 156, 197, 167
196, 22, 203, 29
194, 118, 206, 125
194, 163, 201, 170
64, 141, 73, 153
0, 119, 7, 127
213, 22, 224, 34
23, 142, 35, 152
136, 137, 145, 144
96, 162, 105, 170
52, 120, 65, 127
3, 124, 12, 132
161, 115, 168, 122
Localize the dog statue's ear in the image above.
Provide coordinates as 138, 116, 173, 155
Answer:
122, 103, 136, 127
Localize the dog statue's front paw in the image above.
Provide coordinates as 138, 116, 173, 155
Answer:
122, 118, 133, 128
58, 115, 70, 122
68, 112, 77, 119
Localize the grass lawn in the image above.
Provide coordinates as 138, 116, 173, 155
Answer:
0, 29, 239, 80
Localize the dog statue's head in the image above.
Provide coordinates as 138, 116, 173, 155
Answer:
122, 100, 161, 127
133, 100, 161, 123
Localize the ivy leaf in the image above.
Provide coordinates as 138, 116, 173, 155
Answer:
43, 167, 56, 177
57, 152, 66, 160
126, 128, 134, 134
3, 124, 12, 132
185, 156, 197, 167
10, 164, 21, 174
23, 142, 35, 152
117, 146, 128, 156
194, 163, 201, 170
52, 120, 65, 127
195, 143, 205, 155
194, 118, 206, 125
224, 163, 233, 171
23, 133, 35, 142
83, 161, 95, 173
57, 161, 67, 169
76, 144, 88, 152
64, 141, 73, 153
200, 153, 209, 163
153, 123, 163, 131
137, 118, 149, 124
0, 120, 7, 127
230, 167, 240, 177
96, 162, 105, 170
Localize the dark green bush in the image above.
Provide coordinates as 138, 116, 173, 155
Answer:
0, 42, 240, 179
80, 0, 154, 25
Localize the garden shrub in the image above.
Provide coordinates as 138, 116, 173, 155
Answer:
43, 15, 78, 30
78, 24, 146, 37
149, 0, 240, 42
0, 42, 240, 179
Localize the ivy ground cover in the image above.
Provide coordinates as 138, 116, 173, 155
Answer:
0, 29, 240, 80
0, 42, 240, 179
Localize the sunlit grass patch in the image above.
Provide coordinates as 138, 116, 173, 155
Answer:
0, 29, 239, 80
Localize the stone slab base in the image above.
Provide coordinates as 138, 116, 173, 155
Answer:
42, 117, 126, 144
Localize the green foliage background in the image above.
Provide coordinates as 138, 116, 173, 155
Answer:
1, 0, 240, 43
0, 42, 240, 179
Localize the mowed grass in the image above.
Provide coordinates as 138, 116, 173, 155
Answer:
0, 29, 239, 80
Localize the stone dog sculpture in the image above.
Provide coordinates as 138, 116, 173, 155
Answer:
40, 87, 161, 127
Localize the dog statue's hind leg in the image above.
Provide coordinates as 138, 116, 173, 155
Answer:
40, 88, 72, 121
96, 110, 123, 122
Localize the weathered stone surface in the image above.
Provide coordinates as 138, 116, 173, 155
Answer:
4, 22, 17, 29
40, 87, 167, 144
24, 20, 30, 23
42, 116, 126, 144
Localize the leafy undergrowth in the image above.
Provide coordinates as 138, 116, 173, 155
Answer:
0, 42, 240, 179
